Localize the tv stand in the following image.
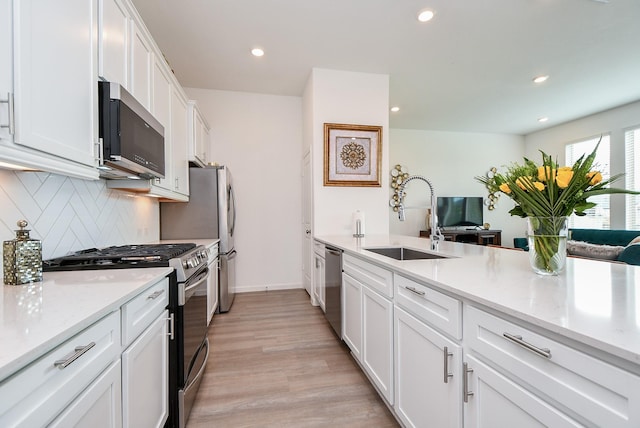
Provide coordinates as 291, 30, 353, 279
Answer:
420, 229, 501, 246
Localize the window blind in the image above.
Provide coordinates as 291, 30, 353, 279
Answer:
625, 128, 640, 230
565, 135, 610, 229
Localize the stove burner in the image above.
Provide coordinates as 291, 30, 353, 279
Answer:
43, 243, 197, 271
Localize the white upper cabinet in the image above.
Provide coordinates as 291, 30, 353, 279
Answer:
0, 0, 99, 180
130, 19, 152, 111
170, 85, 189, 196
188, 101, 210, 167
151, 55, 173, 192
98, 0, 130, 88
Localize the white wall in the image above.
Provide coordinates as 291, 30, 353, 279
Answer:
0, 170, 159, 277
524, 100, 640, 229
389, 129, 526, 246
304, 68, 390, 236
184, 88, 303, 293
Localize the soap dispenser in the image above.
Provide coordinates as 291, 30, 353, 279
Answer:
3, 220, 43, 285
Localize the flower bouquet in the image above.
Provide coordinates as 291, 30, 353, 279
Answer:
477, 143, 638, 274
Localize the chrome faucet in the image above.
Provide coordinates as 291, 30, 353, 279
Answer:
397, 175, 442, 250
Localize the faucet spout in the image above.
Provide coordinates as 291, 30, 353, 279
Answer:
397, 175, 442, 250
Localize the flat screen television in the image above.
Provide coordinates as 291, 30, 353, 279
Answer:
436, 197, 484, 228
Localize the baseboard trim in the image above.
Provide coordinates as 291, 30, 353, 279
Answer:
236, 282, 303, 293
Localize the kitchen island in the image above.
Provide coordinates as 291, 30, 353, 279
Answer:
315, 234, 640, 427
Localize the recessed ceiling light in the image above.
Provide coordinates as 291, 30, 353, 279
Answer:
251, 48, 264, 57
533, 75, 549, 84
538, 117, 549, 123
390, 106, 400, 112
417, 9, 435, 22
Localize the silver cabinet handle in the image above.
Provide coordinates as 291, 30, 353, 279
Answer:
405, 285, 425, 296
503, 332, 551, 359
167, 313, 175, 340
463, 362, 474, 403
443, 346, 453, 383
54, 342, 96, 369
146, 289, 165, 300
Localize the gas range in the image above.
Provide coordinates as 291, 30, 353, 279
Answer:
43, 243, 209, 282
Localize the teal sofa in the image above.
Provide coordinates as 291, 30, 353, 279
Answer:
568, 229, 640, 266
514, 229, 640, 266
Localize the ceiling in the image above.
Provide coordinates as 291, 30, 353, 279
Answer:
131, 0, 640, 136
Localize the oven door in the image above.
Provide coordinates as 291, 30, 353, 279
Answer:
178, 266, 210, 427
180, 267, 209, 380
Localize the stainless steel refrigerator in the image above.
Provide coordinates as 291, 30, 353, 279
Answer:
160, 166, 237, 312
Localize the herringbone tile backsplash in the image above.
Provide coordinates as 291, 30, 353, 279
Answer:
0, 170, 159, 271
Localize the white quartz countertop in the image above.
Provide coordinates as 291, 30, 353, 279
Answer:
316, 234, 640, 367
0, 267, 173, 382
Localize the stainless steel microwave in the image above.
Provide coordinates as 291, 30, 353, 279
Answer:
97, 81, 165, 180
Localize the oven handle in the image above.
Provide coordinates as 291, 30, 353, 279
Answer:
178, 268, 210, 306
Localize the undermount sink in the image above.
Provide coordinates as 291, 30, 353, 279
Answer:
364, 247, 450, 261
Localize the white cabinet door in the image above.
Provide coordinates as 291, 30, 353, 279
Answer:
362, 286, 393, 404
188, 101, 209, 167
463, 354, 582, 428
98, 0, 130, 88
395, 306, 462, 428
0, 0, 11, 142
342, 272, 362, 361
130, 20, 152, 110
121, 310, 169, 428
170, 85, 189, 196
8, 0, 99, 179
313, 252, 325, 311
49, 360, 122, 428
151, 56, 173, 192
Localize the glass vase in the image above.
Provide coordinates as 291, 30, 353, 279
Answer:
526, 216, 569, 276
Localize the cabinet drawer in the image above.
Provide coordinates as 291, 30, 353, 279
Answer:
343, 254, 393, 298
0, 311, 121, 427
121, 277, 168, 346
395, 274, 461, 340
465, 305, 640, 427
313, 241, 325, 257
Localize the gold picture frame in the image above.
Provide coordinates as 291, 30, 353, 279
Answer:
323, 123, 383, 187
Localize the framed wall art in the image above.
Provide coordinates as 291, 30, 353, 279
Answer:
323, 123, 383, 187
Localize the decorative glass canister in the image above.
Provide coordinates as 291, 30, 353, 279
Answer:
3, 220, 43, 285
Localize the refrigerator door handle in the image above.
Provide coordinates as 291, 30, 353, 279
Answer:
229, 183, 237, 237
226, 249, 238, 260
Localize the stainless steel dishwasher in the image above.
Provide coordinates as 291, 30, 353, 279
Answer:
324, 245, 343, 337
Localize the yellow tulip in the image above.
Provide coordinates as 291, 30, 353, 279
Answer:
499, 183, 511, 194
537, 166, 555, 182
556, 168, 574, 188
533, 181, 545, 191
587, 171, 602, 185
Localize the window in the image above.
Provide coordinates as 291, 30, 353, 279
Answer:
565, 135, 610, 229
625, 127, 640, 230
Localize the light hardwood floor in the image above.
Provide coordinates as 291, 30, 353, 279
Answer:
186, 289, 399, 427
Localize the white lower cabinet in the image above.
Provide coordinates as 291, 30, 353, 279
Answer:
463, 305, 640, 427
362, 285, 393, 404
462, 354, 581, 428
313, 242, 325, 311
0, 311, 121, 427
121, 310, 169, 428
0, 275, 169, 428
395, 306, 462, 428
342, 254, 394, 405
49, 360, 123, 428
341, 272, 362, 361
